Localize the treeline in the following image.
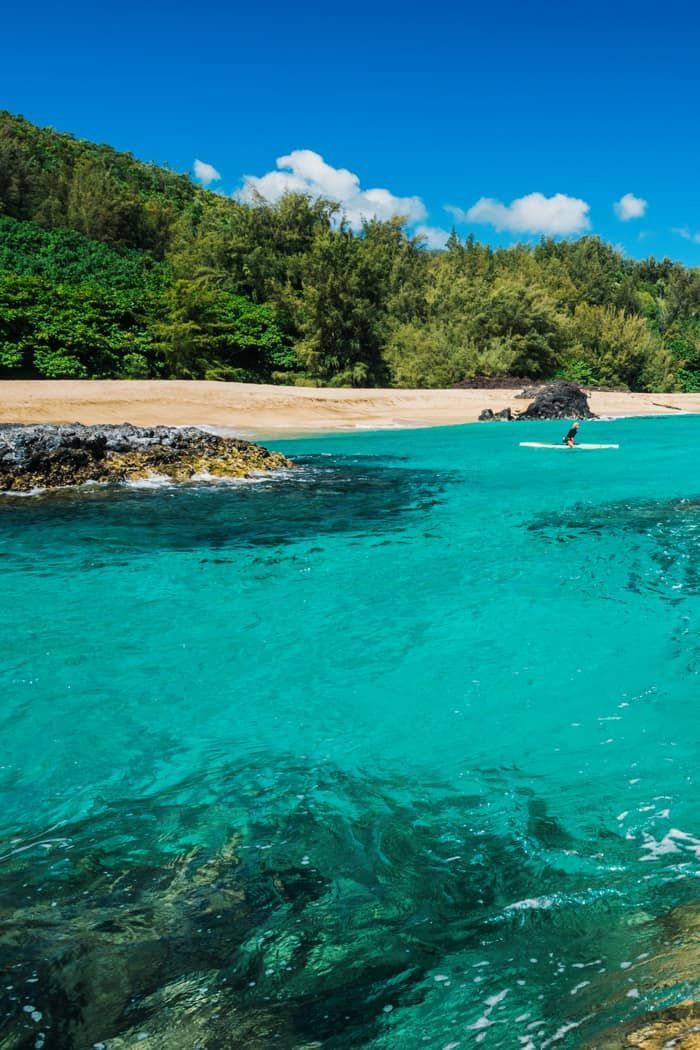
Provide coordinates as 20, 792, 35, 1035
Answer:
1, 109, 699, 390
0, 217, 288, 380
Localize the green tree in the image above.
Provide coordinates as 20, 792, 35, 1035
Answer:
0, 273, 156, 378
153, 279, 289, 380
295, 225, 389, 385
564, 303, 672, 389
3, 108, 700, 392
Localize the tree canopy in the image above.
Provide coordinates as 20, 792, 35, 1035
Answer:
1, 110, 699, 390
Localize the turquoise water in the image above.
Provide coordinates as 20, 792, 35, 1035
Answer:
2, 415, 700, 1048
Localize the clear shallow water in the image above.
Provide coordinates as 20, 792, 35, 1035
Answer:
2, 416, 700, 1047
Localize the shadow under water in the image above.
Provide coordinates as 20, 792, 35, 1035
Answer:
526, 494, 700, 602
2, 759, 700, 1049
0, 456, 456, 570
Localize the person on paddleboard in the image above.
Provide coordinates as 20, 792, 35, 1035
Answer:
563, 421, 580, 447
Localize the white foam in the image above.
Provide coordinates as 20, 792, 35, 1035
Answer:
123, 469, 287, 490
467, 1016, 492, 1031
640, 827, 700, 861
486, 989, 508, 1007
125, 474, 172, 489
467, 988, 509, 1034
0, 486, 46, 497
506, 896, 555, 911
541, 1014, 595, 1047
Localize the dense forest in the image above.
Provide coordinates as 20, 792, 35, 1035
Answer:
1, 110, 699, 390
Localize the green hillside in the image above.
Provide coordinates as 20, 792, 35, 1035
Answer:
1, 110, 699, 389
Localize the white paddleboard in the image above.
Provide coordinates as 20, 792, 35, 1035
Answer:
519, 442, 619, 450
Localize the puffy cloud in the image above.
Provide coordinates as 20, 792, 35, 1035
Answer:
414, 225, 451, 250
614, 193, 647, 221
237, 149, 426, 227
193, 159, 221, 186
444, 204, 469, 223
460, 192, 591, 236
673, 226, 700, 244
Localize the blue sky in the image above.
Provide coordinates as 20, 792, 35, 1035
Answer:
3, 0, 700, 262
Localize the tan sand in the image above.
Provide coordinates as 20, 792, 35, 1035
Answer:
2, 380, 700, 437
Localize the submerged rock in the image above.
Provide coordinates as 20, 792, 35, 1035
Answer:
0, 762, 550, 1049
518, 381, 597, 420
0, 424, 292, 491
592, 1000, 700, 1048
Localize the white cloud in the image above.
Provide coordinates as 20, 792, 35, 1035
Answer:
674, 226, 700, 244
460, 192, 590, 236
193, 159, 221, 186
414, 225, 451, 250
237, 149, 426, 227
614, 193, 647, 221
444, 204, 469, 223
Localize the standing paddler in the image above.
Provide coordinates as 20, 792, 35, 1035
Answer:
563, 420, 580, 447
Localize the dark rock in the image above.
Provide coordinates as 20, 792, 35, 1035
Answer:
0, 423, 293, 492
478, 407, 513, 421
518, 381, 596, 420
515, 384, 545, 399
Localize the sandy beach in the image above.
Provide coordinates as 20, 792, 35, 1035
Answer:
2, 380, 700, 436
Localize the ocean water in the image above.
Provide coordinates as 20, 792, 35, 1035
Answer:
2, 415, 700, 1048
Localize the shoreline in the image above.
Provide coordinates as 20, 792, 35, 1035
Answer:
3, 380, 700, 438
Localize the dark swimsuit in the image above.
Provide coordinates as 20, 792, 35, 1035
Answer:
563, 427, 578, 444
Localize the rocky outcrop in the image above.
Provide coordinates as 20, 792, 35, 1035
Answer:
518, 381, 596, 420
478, 407, 513, 421
515, 384, 546, 399
477, 382, 595, 421
0, 424, 292, 492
